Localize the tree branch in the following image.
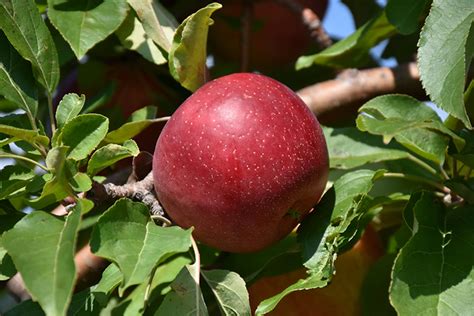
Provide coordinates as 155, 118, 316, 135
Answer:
276, 0, 332, 49
92, 172, 164, 216
297, 62, 424, 124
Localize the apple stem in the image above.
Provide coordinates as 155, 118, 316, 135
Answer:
276, 0, 332, 50
240, 0, 253, 72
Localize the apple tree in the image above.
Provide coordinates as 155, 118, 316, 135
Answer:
0, 0, 473, 315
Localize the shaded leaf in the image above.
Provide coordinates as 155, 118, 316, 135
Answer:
418, 0, 474, 128
323, 126, 410, 169
0, 31, 38, 120
0, 239, 16, 280
2, 201, 87, 316
87, 140, 139, 176
120, 255, 191, 316
0, 165, 35, 200
390, 192, 474, 315
256, 169, 385, 314
296, 12, 397, 70
90, 199, 192, 294
0, 0, 59, 92
341, 0, 381, 28
55, 93, 85, 130
169, 3, 222, 91
116, 10, 167, 65
60, 114, 109, 161
156, 265, 208, 316
386, 0, 430, 34
47, 0, 129, 59
92, 263, 123, 306
128, 0, 178, 53
202, 269, 251, 316
0, 124, 49, 147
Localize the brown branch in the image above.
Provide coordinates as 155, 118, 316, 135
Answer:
297, 62, 424, 124
92, 172, 164, 216
276, 0, 332, 49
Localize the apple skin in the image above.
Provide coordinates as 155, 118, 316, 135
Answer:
248, 226, 384, 315
209, 0, 329, 69
153, 73, 329, 252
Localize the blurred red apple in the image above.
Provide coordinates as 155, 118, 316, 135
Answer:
153, 73, 329, 252
249, 226, 384, 315
55, 58, 182, 153
209, 0, 329, 69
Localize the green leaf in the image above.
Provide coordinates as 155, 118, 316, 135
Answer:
169, 3, 222, 92
323, 126, 410, 169
29, 147, 71, 208
127, 0, 178, 53
356, 94, 461, 165
119, 255, 191, 316
202, 269, 251, 316
156, 265, 209, 316
0, 124, 49, 147
87, 140, 139, 176
0, 239, 16, 280
115, 10, 167, 65
70, 172, 92, 193
47, 0, 129, 59
92, 263, 123, 306
390, 192, 474, 315
452, 129, 474, 169
341, 0, 381, 28
0, 31, 38, 120
256, 169, 385, 314
418, 0, 474, 128
90, 199, 192, 295
386, 0, 430, 34
2, 201, 86, 316
104, 106, 164, 144
0, 0, 59, 93
296, 12, 397, 70
28, 174, 69, 208
60, 114, 109, 161
55, 93, 85, 130
0, 165, 35, 200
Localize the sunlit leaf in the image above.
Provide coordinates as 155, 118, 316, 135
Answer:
169, 3, 222, 91
0, 0, 59, 92
418, 0, 474, 128
47, 0, 129, 59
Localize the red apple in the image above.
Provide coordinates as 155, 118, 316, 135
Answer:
209, 0, 329, 70
153, 73, 329, 252
248, 226, 384, 315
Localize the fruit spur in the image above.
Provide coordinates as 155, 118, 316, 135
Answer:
153, 73, 329, 252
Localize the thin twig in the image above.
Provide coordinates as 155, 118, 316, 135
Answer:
47, 92, 56, 135
383, 172, 450, 194
276, 0, 332, 49
0, 152, 49, 172
407, 155, 438, 176
240, 0, 252, 72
